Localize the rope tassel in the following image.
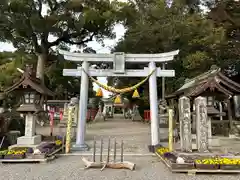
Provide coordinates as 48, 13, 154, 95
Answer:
114, 95, 122, 104
132, 89, 140, 98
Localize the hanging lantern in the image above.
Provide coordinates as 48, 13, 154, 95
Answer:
132, 89, 140, 98
96, 88, 103, 97
114, 95, 122, 104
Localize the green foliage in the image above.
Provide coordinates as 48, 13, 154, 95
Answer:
207, 0, 240, 74
114, 1, 228, 95
0, 51, 36, 91
0, 0, 131, 53
44, 55, 94, 99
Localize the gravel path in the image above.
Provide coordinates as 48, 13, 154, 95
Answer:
37, 118, 169, 154
0, 155, 240, 180
14, 117, 240, 179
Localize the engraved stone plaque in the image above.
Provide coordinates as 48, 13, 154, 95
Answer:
113, 52, 125, 74
179, 96, 192, 152
195, 96, 209, 152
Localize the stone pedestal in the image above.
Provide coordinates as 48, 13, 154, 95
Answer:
17, 113, 41, 145
17, 135, 41, 145
25, 113, 36, 136
72, 143, 89, 151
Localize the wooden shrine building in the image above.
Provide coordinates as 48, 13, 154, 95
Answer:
166, 65, 240, 136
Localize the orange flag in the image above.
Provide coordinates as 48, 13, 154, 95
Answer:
96, 88, 103, 97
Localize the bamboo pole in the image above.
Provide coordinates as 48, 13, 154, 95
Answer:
168, 109, 173, 152
65, 107, 74, 153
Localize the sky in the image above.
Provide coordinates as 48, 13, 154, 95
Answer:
0, 23, 126, 98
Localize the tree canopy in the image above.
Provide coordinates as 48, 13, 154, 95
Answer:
113, 0, 239, 97
0, 0, 131, 81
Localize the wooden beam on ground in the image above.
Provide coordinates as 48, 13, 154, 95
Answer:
82, 157, 135, 170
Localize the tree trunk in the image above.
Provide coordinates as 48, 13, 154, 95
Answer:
36, 53, 47, 83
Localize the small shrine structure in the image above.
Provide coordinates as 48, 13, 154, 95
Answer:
4, 65, 54, 146
166, 65, 240, 137
102, 95, 130, 118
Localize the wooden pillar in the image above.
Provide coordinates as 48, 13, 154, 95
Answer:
175, 98, 179, 123
227, 98, 233, 134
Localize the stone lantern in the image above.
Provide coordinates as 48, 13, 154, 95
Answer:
4, 65, 54, 146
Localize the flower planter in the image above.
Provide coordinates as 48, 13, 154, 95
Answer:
4, 154, 25, 159
171, 163, 195, 170
220, 165, 240, 170
195, 164, 219, 170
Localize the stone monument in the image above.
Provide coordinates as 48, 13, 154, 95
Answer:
179, 96, 192, 152
93, 102, 105, 122
132, 105, 142, 121
195, 96, 209, 152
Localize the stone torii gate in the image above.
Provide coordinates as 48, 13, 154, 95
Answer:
60, 50, 179, 150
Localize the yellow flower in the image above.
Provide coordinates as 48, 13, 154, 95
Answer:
55, 140, 62, 146
194, 158, 240, 165
156, 147, 170, 155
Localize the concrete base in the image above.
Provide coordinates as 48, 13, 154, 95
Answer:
17, 135, 42, 145
192, 143, 197, 150
72, 143, 89, 151
229, 134, 240, 139
8, 144, 39, 150
209, 138, 220, 147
